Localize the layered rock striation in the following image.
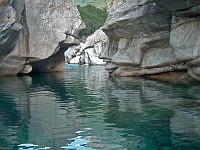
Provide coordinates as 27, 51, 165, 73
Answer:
0, 0, 85, 76
101, 0, 200, 81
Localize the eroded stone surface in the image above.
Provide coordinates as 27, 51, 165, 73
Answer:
0, 0, 85, 76
102, 0, 179, 77
102, 0, 200, 81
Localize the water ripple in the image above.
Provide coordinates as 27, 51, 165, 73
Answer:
0, 66, 200, 149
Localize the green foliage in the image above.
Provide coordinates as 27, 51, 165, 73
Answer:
75, 0, 110, 8
77, 5, 107, 37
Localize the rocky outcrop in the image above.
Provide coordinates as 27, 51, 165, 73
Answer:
82, 28, 108, 65
101, 0, 200, 81
0, 0, 85, 76
65, 28, 108, 65
153, 0, 200, 81
64, 44, 83, 64
156, 0, 200, 81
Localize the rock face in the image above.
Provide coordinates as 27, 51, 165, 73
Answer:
101, 0, 200, 81
153, 0, 200, 12
82, 28, 108, 65
0, 0, 85, 76
65, 28, 108, 65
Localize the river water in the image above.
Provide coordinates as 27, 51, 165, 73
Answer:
0, 65, 200, 150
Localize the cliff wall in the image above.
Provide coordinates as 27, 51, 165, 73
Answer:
101, 0, 200, 81
0, 0, 85, 76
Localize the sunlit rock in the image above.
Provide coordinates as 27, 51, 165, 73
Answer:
64, 45, 80, 63
65, 28, 108, 65
82, 28, 108, 65
70, 55, 81, 64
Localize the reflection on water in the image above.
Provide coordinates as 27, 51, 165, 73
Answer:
0, 65, 200, 150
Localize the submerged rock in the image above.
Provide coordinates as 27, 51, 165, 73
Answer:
101, 0, 200, 81
0, 0, 85, 76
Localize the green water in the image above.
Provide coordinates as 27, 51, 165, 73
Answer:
0, 65, 200, 150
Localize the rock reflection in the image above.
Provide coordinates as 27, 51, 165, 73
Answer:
0, 66, 200, 149
103, 77, 200, 149
0, 73, 82, 149
0, 76, 31, 150
28, 73, 82, 149
81, 66, 108, 98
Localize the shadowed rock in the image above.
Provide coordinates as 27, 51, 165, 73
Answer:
153, 0, 200, 12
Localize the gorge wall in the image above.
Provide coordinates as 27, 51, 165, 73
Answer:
101, 0, 200, 81
0, 0, 85, 76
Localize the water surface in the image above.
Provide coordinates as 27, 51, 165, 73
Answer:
0, 65, 200, 150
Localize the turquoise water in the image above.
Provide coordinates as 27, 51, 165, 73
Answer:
0, 65, 200, 150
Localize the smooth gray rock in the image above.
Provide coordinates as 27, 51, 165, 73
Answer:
171, 17, 200, 63
25, 0, 85, 73
0, 5, 19, 57
0, 0, 85, 76
64, 45, 80, 63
